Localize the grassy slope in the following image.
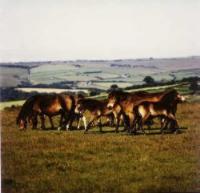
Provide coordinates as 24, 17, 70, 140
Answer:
0, 100, 25, 110
1, 101, 200, 193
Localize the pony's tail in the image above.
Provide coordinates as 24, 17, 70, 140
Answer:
58, 95, 68, 113
70, 95, 76, 112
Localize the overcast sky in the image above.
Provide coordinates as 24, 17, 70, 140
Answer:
0, 0, 200, 62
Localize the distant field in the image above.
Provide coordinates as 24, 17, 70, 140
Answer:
0, 66, 29, 87
1, 57, 200, 89
1, 99, 200, 193
29, 58, 200, 89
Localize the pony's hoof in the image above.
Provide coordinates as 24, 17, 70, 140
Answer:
65, 125, 70, 131
174, 129, 181, 134
131, 131, 137, 135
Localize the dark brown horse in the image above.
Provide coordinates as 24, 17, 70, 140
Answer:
16, 94, 74, 130
75, 98, 114, 133
134, 90, 185, 133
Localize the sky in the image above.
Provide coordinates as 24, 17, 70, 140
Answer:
0, 0, 200, 62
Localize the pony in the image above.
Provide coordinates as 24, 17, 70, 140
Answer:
16, 94, 72, 130
75, 98, 114, 133
134, 90, 185, 133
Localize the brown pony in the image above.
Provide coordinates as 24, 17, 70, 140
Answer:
134, 90, 185, 133
107, 89, 179, 133
16, 94, 72, 130
75, 98, 114, 133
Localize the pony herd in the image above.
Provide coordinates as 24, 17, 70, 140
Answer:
16, 89, 186, 134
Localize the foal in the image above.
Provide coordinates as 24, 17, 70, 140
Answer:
134, 90, 185, 133
75, 98, 113, 133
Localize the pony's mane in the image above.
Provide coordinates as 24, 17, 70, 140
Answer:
109, 90, 130, 101
160, 89, 178, 104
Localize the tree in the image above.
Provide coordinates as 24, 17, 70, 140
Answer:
143, 76, 155, 85
110, 84, 119, 90
107, 84, 122, 93
189, 80, 198, 94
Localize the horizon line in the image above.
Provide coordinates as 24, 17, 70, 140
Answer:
1, 55, 200, 64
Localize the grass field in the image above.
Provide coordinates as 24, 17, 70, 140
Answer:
1, 99, 200, 193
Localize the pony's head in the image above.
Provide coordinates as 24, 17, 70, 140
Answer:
74, 94, 85, 105
16, 96, 34, 130
176, 93, 186, 103
74, 100, 84, 115
162, 89, 186, 104
16, 116, 27, 130
107, 90, 125, 109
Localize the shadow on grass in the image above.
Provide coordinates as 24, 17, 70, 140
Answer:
83, 126, 188, 136
2, 178, 16, 193
29, 125, 188, 137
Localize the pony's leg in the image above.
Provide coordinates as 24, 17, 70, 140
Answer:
128, 113, 137, 134
119, 114, 124, 127
58, 114, 63, 131
116, 115, 120, 132
136, 116, 142, 133
77, 116, 82, 130
160, 118, 165, 130
32, 114, 38, 129
140, 114, 150, 135
160, 117, 170, 133
86, 116, 96, 131
144, 118, 153, 134
110, 114, 115, 127
40, 114, 45, 130
67, 114, 75, 131
113, 113, 121, 133
82, 116, 88, 133
65, 114, 72, 131
122, 114, 130, 132
97, 117, 102, 132
105, 114, 114, 127
63, 113, 72, 131
168, 113, 179, 133
49, 116, 55, 129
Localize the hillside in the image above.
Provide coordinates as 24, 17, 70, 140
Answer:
1, 56, 200, 89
